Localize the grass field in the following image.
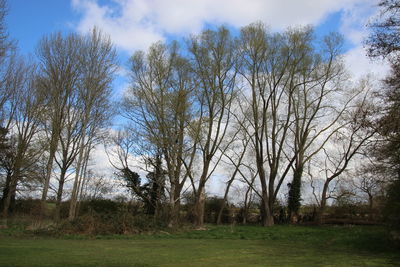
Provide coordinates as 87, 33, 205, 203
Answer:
0, 224, 399, 266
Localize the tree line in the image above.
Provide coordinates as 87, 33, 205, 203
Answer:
0, 0, 399, 229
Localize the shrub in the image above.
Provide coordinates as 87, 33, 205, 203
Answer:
79, 199, 123, 215
13, 198, 41, 217
384, 179, 400, 229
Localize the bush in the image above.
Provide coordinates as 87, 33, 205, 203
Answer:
79, 199, 123, 215
203, 197, 235, 224
56, 211, 166, 235
52, 199, 168, 235
384, 179, 400, 229
13, 198, 41, 217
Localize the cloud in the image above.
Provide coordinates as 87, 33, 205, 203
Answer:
338, 1, 389, 80
71, 0, 367, 53
343, 46, 389, 81
72, 0, 389, 80
71, 0, 164, 52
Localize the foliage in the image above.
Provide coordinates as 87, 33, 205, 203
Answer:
367, 0, 400, 175
13, 198, 42, 216
367, 0, 400, 230
287, 168, 302, 220
119, 164, 166, 215
79, 199, 123, 215
384, 179, 400, 228
204, 196, 232, 224
366, 0, 400, 59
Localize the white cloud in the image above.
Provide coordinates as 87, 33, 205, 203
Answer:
71, 0, 164, 52
90, 144, 114, 174
71, 0, 369, 53
343, 46, 389, 80
72, 0, 389, 80
338, 1, 389, 80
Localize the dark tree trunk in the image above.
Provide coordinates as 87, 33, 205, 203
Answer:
216, 174, 236, 225
258, 159, 274, 227
368, 193, 374, 211
0, 171, 12, 212
54, 168, 67, 221
315, 181, 329, 225
242, 186, 252, 224
260, 190, 274, 226
9, 183, 16, 215
288, 165, 303, 223
2, 170, 19, 218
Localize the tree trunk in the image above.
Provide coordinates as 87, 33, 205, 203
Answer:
76, 146, 91, 213
41, 131, 59, 216
9, 188, 16, 215
54, 168, 67, 221
168, 183, 182, 227
2, 170, 19, 218
257, 159, 274, 227
68, 134, 86, 220
194, 186, 205, 228
261, 193, 274, 226
288, 165, 303, 224
315, 181, 329, 225
242, 186, 252, 224
192, 158, 211, 228
368, 193, 374, 211
0, 171, 12, 212
216, 174, 236, 225
216, 201, 226, 225
2, 152, 23, 218
169, 199, 181, 228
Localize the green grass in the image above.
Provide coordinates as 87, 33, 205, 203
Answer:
0, 225, 398, 266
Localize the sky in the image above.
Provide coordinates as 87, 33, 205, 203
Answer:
5, 0, 391, 197
7, 0, 388, 78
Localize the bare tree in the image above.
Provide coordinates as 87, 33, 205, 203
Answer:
187, 26, 237, 227
36, 29, 116, 219
310, 90, 376, 224
366, 0, 400, 59
216, 118, 251, 225
36, 32, 82, 215
237, 23, 356, 226
1, 61, 45, 218
68, 28, 117, 220
123, 41, 197, 226
0, 0, 17, 124
351, 161, 388, 211
0, 0, 12, 62
238, 23, 320, 226
52, 96, 82, 221
80, 170, 114, 200
286, 33, 350, 222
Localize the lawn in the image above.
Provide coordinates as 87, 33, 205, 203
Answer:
0, 225, 398, 266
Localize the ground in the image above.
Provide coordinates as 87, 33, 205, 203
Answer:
0, 224, 398, 266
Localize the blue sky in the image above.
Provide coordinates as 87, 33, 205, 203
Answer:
6, 1, 348, 54
6, 0, 387, 83
7, 0, 77, 55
